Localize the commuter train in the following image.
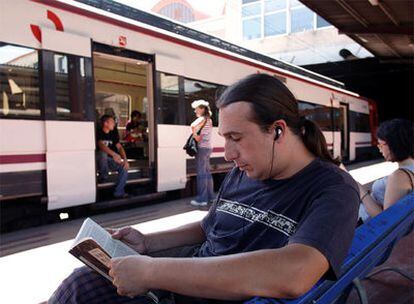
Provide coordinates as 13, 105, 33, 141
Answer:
0, 0, 378, 224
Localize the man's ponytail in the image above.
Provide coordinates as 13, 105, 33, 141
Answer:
301, 118, 341, 166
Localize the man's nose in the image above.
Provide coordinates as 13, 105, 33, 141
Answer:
224, 141, 238, 162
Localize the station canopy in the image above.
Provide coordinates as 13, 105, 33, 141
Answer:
300, 0, 414, 61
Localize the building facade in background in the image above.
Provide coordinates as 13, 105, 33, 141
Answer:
151, 0, 210, 23
152, 0, 372, 65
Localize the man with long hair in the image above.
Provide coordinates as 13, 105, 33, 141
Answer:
51, 74, 359, 303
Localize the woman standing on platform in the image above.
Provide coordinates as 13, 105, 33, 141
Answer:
190, 100, 214, 207
359, 118, 414, 222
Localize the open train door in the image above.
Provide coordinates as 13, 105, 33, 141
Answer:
92, 45, 156, 193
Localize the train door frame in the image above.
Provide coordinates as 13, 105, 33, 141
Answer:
340, 103, 350, 161
92, 43, 157, 192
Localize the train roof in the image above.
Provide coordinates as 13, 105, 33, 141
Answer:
72, 0, 346, 90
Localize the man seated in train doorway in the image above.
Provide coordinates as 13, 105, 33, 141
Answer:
96, 114, 129, 198
50, 74, 359, 303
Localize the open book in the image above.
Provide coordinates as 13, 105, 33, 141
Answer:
70, 218, 159, 303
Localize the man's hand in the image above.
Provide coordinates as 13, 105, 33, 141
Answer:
109, 255, 153, 298
122, 160, 130, 170
107, 227, 148, 254
113, 153, 123, 164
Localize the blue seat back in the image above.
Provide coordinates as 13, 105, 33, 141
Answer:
246, 191, 414, 304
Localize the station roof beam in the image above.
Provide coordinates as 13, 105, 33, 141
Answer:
299, 0, 414, 61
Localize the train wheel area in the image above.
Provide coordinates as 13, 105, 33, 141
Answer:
0, 171, 226, 233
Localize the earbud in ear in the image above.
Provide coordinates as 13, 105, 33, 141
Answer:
274, 126, 282, 141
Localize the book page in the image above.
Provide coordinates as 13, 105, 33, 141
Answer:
73, 218, 138, 258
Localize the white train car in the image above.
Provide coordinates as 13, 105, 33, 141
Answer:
0, 0, 378, 220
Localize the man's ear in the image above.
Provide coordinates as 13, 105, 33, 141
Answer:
271, 120, 288, 134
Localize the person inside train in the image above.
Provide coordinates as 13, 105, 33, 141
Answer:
358, 118, 414, 223
125, 110, 146, 143
96, 114, 129, 198
50, 74, 359, 303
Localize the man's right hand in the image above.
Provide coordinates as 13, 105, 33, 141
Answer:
113, 153, 123, 164
107, 227, 148, 254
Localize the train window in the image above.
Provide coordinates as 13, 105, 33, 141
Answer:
95, 92, 131, 131
54, 54, 87, 120
332, 108, 342, 131
0, 44, 40, 117
54, 54, 70, 118
184, 78, 224, 127
349, 111, 370, 133
298, 101, 335, 131
159, 73, 180, 125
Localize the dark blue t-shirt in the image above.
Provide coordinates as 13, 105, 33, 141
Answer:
199, 158, 359, 279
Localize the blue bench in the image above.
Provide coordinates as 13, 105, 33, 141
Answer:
245, 191, 414, 304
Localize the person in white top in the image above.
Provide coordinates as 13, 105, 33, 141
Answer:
190, 99, 214, 207
358, 118, 414, 222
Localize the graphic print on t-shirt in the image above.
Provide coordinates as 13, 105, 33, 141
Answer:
96, 128, 120, 154
102, 140, 113, 147
216, 198, 297, 237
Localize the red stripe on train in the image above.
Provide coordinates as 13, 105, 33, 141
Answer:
0, 154, 46, 164
213, 147, 225, 153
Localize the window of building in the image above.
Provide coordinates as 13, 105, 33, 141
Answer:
264, 12, 286, 36
242, 0, 333, 40
264, 0, 287, 37
317, 15, 330, 28
158, 3, 195, 23
159, 73, 180, 125
265, 0, 286, 12
0, 43, 40, 118
242, 0, 262, 40
289, 0, 302, 8
242, 0, 260, 4
242, 2, 261, 16
243, 17, 262, 40
290, 5, 314, 33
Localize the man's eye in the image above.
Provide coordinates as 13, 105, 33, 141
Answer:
232, 137, 241, 142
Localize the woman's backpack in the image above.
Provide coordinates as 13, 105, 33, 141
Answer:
183, 118, 207, 157
183, 134, 198, 157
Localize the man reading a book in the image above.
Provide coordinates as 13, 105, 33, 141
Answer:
50, 74, 359, 303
